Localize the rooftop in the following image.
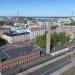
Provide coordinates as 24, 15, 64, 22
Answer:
0, 45, 38, 62
4, 32, 30, 37
30, 27, 45, 32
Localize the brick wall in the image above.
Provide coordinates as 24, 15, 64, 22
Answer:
0, 51, 40, 71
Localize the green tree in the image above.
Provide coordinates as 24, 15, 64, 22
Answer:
35, 32, 70, 49
58, 32, 70, 45
51, 32, 58, 46
70, 19, 75, 25
36, 34, 46, 48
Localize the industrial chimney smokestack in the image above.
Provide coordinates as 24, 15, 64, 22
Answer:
46, 23, 51, 54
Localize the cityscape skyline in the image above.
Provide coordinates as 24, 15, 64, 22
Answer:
0, 4, 75, 74
0, 0, 75, 16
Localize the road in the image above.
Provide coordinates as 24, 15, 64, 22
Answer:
27, 56, 71, 75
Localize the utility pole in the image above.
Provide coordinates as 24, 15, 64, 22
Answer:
46, 17, 51, 54
70, 11, 74, 25
17, 11, 20, 17
71, 11, 74, 18
17, 11, 20, 23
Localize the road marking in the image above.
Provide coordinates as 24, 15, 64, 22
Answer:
40, 60, 70, 75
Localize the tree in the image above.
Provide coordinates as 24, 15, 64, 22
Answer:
51, 32, 58, 46
58, 32, 70, 45
70, 19, 75, 25
0, 21, 3, 26
36, 35, 46, 48
35, 32, 70, 50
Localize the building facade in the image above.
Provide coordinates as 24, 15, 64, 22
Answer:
2, 27, 46, 44
2, 32, 30, 43
56, 26, 75, 39
0, 51, 40, 71
30, 28, 46, 39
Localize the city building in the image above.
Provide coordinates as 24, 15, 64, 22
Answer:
30, 27, 46, 39
10, 24, 30, 34
0, 45, 42, 75
1, 24, 46, 43
56, 25, 75, 40
2, 32, 30, 43
1, 24, 31, 43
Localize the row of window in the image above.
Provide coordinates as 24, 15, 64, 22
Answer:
0, 53, 40, 70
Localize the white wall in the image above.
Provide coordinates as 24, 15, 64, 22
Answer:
2, 35, 12, 43
31, 30, 46, 39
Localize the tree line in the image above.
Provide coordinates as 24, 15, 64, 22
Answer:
35, 32, 70, 50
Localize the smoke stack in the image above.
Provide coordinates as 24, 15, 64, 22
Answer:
46, 24, 51, 54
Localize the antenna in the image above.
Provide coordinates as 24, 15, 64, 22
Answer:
16, 11, 20, 23
17, 11, 20, 17
71, 11, 74, 17
70, 11, 74, 20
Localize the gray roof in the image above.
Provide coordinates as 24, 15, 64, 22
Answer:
0, 45, 36, 62
5, 32, 30, 37
0, 51, 9, 62
51, 25, 58, 30
6, 46, 33, 58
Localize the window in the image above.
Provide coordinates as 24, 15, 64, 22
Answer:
27, 57, 28, 59
7, 63, 9, 65
23, 58, 24, 60
4, 64, 6, 66
13, 61, 15, 63
23, 62, 25, 64
10, 62, 12, 64
25, 61, 27, 63
2, 65, 3, 67
29, 57, 30, 58
31, 59, 32, 61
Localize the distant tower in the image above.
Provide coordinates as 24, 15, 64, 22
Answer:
17, 11, 20, 17
46, 17, 51, 54
71, 11, 74, 17
70, 11, 74, 20
16, 11, 20, 23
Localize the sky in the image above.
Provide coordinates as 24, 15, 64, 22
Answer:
0, 0, 75, 16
